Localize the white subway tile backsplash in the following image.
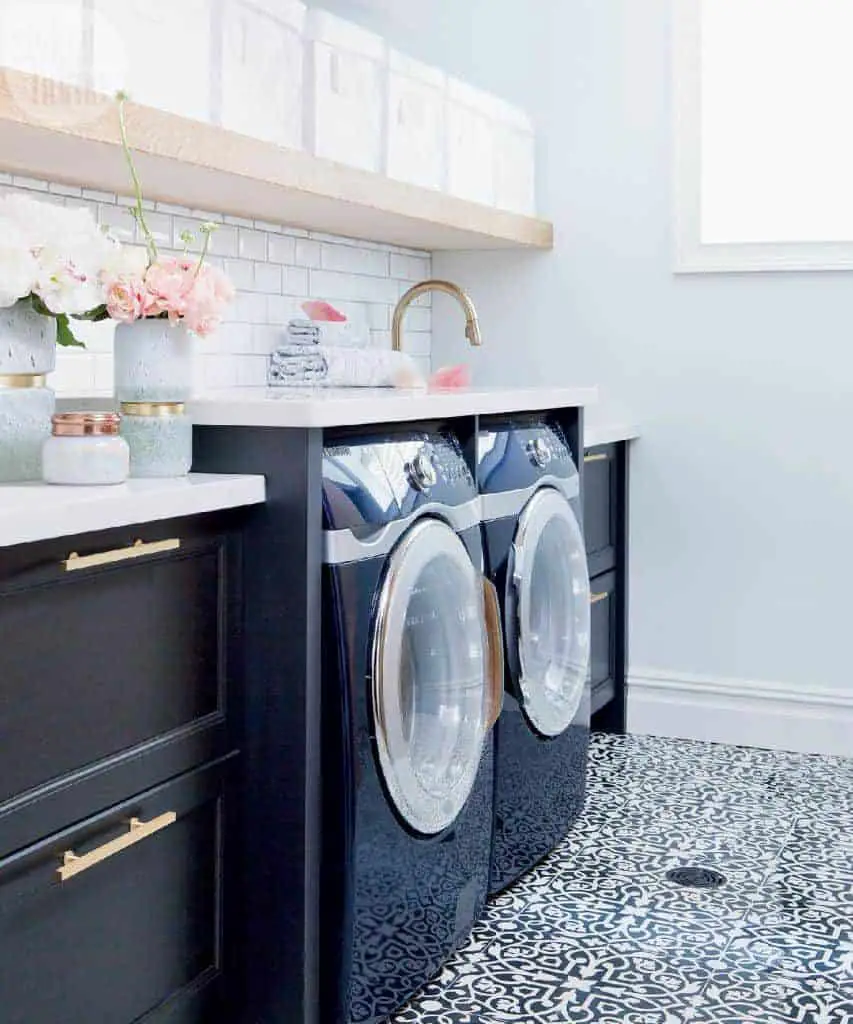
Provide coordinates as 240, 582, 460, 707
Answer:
294, 239, 322, 268
82, 188, 116, 203
282, 267, 310, 297
368, 304, 391, 330
12, 175, 49, 191
223, 214, 256, 228
54, 351, 96, 394
211, 226, 239, 257
320, 243, 389, 278
403, 306, 431, 333
48, 182, 83, 197
252, 325, 283, 354
390, 253, 430, 281
237, 356, 269, 387
309, 270, 399, 305
223, 259, 255, 291
238, 228, 267, 261
217, 323, 254, 353
93, 354, 114, 393
8, 174, 432, 394
268, 235, 297, 265
400, 331, 431, 357
234, 292, 268, 323
253, 263, 283, 294
267, 294, 301, 323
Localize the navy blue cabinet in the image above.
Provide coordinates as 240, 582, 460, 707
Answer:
583, 444, 628, 733
0, 513, 245, 1023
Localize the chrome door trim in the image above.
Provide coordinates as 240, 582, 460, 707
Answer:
507, 487, 591, 738
479, 474, 579, 523
323, 496, 482, 565
371, 517, 489, 835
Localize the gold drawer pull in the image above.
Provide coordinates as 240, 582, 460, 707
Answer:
590, 591, 610, 605
64, 537, 180, 572
584, 453, 609, 464
58, 812, 177, 882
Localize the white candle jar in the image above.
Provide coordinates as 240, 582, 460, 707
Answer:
43, 412, 130, 486
120, 402, 192, 478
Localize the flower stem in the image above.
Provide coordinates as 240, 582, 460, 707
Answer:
116, 92, 158, 266
194, 223, 215, 279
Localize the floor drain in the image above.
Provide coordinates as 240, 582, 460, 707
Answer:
665, 866, 727, 889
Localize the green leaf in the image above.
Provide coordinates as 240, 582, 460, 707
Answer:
71, 304, 110, 322
55, 314, 86, 349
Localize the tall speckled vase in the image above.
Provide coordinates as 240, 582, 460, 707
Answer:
0, 300, 57, 482
114, 319, 194, 403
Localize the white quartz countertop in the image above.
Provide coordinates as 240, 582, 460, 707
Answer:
0, 474, 266, 549
187, 385, 599, 429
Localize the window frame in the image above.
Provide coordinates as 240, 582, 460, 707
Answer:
673, 0, 853, 273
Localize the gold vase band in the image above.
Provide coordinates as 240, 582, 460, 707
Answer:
0, 373, 47, 389
120, 402, 186, 417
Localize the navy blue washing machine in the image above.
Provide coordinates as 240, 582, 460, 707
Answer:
478, 418, 592, 894
320, 428, 503, 1024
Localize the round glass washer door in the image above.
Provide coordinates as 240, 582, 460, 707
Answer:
509, 487, 591, 738
372, 518, 488, 836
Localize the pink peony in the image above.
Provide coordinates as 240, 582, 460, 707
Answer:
104, 274, 147, 322
181, 264, 235, 337
144, 257, 192, 320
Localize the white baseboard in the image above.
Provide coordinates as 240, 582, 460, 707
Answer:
627, 668, 853, 757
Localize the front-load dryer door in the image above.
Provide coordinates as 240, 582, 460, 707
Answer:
372, 518, 489, 837
508, 487, 591, 738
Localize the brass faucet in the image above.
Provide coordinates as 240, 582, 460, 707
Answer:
392, 280, 482, 352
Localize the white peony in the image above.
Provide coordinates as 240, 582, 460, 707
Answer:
0, 221, 38, 308
0, 194, 120, 315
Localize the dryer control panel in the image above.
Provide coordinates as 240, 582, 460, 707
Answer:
478, 419, 578, 497
322, 429, 477, 533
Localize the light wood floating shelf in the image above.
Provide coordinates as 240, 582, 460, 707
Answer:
0, 69, 554, 252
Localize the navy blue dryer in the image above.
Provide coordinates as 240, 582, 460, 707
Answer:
478, 419, 591, 894
321, 429, 502, 1024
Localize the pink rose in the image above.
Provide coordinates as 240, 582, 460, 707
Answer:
105, 275, 146, 323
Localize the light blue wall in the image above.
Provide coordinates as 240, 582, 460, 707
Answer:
331, 0, 853, 697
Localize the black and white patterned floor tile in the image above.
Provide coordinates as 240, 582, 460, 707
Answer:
389, 733, 853, 1024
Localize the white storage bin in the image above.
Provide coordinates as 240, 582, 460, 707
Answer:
445, 77, 496, 207
0, 0, 86, 87
220, 0, 305, 148
386, 50, 445, 191
91, 0, 213, 123
493, 97, 536, 215
305, 9, 386, 173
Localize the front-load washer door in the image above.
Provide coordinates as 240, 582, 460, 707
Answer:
372, 518, 489, 837
509, 487, 591, 738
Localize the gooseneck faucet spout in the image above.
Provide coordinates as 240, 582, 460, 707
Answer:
392, 280, 481, 352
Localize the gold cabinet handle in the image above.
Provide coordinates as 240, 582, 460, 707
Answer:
58, 812, 177, 882
584, 453, 609, 464
590, 591, 610, 605
482, 578, 505, 731
63, 538, 180, 572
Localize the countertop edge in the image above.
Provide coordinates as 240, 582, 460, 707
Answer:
0, 474, 267, 549
584, 422, 640, 448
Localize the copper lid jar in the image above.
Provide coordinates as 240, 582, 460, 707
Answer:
42, 411, 130, 486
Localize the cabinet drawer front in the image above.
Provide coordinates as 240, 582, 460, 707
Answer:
583, 445, 617, 576
0, 759, 231, 1024
0, 532, 228, 808
590, 572, 617, 713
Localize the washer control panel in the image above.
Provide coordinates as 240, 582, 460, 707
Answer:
406, 450, 438, 492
